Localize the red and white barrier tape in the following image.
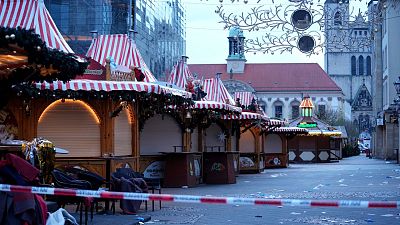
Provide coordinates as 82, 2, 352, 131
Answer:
0, 184, 399, 209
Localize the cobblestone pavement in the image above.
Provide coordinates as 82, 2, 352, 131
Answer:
79, 155, 400, 225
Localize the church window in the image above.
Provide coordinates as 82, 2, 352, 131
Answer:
358, 55, 364, 75
351, 56, 356, 75
364, 31, 367, 36
334, 11, 342, 26
366, 56, 371, 75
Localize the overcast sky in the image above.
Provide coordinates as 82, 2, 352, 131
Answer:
184, 0, 368, 68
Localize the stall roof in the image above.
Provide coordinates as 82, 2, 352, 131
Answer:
86, 34, 157, 83
234, 92, 256, 107
168, 57, 193, 90
270, 127, 308, 134
34, 79, 192, 98
0, 0, 73, 53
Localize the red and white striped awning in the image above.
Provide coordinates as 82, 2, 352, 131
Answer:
234, 92, 256, 107
202, 77, 236, 105
34, 79, 192, 98
86, 34, 157, 83
168, 57, 193, 90
193, 101, 242, 112
0, 0, 74, 53
265, 119, 287, 126
222, 112, 268, 120
271, 127, 308, 133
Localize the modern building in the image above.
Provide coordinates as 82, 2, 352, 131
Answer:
324, 0, 374, 136
189, 27, 345, 122
44, 0, 186, 79
370, 0, 400, 161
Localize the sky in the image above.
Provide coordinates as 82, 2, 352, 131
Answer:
184, 0, 368, 68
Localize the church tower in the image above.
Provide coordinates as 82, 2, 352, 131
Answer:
226, 26, 246, 74
324, 0, 373, 135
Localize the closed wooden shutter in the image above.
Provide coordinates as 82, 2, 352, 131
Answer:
240, 129, 255, 153
114, 108, 132, 156
38, 100, 101, 157
140, 114, 182, 155
205, 123, 224, 150
264, 134, 283, 153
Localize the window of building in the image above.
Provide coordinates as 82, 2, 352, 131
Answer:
291, 105, 299, 119
358, 55, 364, 75
351, 56, 356, 75
274, 105, 283, 118
383, 46, 387, 70
366, 56, 371, 75
318, 105, 326, 118
334, 11, 342, 26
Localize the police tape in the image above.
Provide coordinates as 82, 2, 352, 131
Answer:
0, 184, 399, 209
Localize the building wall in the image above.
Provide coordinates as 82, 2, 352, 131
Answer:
371, 0, 400, 162
256, 92, 344, 120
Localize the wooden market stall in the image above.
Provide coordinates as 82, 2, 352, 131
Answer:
288, 96, 342, 163
194, 78, 242, 184
167, 57, 242, 185
263, 126, 308, 168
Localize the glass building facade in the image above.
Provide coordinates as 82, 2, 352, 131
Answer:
44, 0, 186, 79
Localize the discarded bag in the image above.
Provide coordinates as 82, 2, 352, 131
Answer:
46, 208, 77, 225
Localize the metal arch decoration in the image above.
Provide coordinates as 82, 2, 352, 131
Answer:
212, 0, 397, 55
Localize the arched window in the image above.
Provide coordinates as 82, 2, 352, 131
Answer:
351, 56, 357, 75
273, 101, 283, 119
290, 100, 300, 119
334, 11, 342, 26
358, 55, 364, 75
366, 56, 371, 75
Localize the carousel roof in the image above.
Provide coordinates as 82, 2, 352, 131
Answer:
86, 34, 157, 83
0, 0, 73, 53
289, 116, 342, 137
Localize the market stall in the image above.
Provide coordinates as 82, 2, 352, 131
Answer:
195, 78, 241, 184
167, 57, 242, 184
288, 96, 342, 163
263, 126, 308, 168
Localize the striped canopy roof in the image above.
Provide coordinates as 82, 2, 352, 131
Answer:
234, 92, 256, 107
202, 77, 236, 105
86, 34, 157, 83
168, 56, 193, 90
0, 0, 73, 53
33, 79, 192, 98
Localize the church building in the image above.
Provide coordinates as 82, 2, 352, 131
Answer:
324, 0, 373, 135
189, 27, 345, 122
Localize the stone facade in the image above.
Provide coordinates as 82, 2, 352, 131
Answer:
371, 0, 400, 161
324, 0, 373, 135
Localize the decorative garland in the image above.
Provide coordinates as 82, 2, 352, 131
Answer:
0, 27, 88, 84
